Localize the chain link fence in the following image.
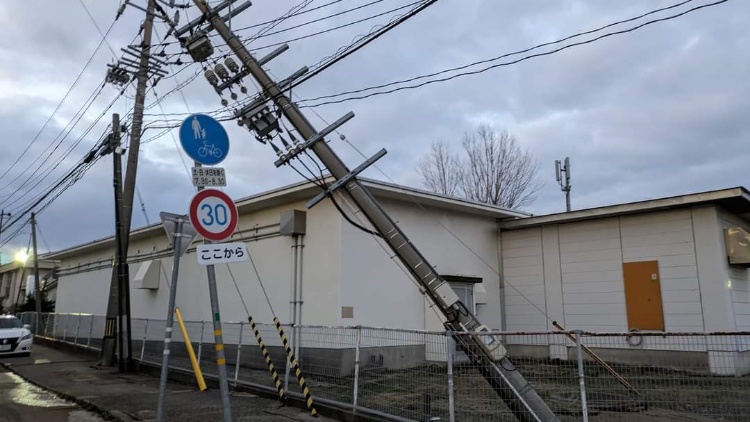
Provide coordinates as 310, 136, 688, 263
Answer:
17, 312, 750, 422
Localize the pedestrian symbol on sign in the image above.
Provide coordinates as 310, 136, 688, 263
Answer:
192, 116, 202, 139
180, 114, 230, 166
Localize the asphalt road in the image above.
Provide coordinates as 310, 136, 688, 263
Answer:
0, 365, 105, 422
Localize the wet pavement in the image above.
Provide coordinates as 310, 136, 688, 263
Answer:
0, 343, 341, 421
0, 366, 105, 422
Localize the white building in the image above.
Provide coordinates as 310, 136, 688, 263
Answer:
498, 187, 750, 374
0, 259, 59, 313
45, 178, 524, 333
25, 180, 750, 375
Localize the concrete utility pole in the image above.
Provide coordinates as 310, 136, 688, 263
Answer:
109, 114, 130, 372
191, 1, 559, 420
30, 212, 42, 333
0, 210, 10, 244
100, 0, 157, 370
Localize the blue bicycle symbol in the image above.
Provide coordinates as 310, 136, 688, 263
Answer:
198, 141, 223, 159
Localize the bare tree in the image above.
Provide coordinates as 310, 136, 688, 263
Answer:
417, 125, 542, 210
417, 140, 462, 197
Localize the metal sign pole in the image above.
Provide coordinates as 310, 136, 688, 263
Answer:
181, 111, 235, 422
206, 256, 233, 422
157, 217, 183, 422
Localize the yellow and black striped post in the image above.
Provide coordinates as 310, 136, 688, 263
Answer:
248, 316, 286, 402
273, 317, 317, 417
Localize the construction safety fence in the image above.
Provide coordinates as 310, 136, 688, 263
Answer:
16, 312, 750, 422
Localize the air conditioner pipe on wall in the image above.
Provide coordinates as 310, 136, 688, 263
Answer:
288, 234, 305, 362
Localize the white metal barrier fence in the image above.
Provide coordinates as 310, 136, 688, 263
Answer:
17, 313, 750, 422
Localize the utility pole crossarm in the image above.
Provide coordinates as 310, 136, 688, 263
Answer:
190, 1, 559, 420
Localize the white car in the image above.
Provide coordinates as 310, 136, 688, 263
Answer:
0, 315, 33, 357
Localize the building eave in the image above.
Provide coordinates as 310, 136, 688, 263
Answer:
43, 177, 524, 260
0, 260, 59, 274
358, 177, 530, 219
498, 186, 750, 230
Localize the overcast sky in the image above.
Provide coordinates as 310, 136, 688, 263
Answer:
0, 0, 746, 257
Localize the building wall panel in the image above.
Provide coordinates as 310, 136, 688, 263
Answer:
501, 227, 546, 331
558, 218, 625, 330
620, 210, 703, 332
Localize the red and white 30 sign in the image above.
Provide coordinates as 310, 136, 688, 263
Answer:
188, 189, 238, 241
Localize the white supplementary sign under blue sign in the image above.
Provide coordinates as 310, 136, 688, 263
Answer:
197, 242, 249, 266
179, 114, 230, 166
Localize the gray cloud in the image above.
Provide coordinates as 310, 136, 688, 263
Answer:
0, 0, 748, 253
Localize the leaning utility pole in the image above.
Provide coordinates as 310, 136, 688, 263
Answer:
188, 1, 559, 420
30, 212, 42, 333
100, 0, 157, 370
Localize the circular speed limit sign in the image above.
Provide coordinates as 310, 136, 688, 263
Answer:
188, 189, 238, 241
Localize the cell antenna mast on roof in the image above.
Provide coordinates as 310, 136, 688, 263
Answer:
555, 157, 572, 212
178, 1, 560, 420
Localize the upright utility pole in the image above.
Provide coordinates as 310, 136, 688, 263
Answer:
30, 213, 42, 333
0, 210, 10, 244
191, 1, 559, 420
100, 0, 157, 369
110, 114, 129, 372
555, 157, 571, 212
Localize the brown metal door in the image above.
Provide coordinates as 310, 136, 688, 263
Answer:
623, 260, 665, 331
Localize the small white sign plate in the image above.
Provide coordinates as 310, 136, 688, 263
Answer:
197, 242, 248, 266
192, 166, 227, 187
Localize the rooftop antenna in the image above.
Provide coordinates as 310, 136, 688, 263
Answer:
555, 157, 572, 212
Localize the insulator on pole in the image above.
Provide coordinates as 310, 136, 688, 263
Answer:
224, 57, 240, 73
215, 63, 230, 81
204, 69, 219, 86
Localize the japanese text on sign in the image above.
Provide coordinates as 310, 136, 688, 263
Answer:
196, 242, 249, 265
192, 166, 227, 187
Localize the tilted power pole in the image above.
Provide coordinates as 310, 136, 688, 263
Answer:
100, 0, 157, 369
186, 1, 559, 420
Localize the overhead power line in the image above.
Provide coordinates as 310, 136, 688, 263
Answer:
247, 0, 428, 52
246, 0, 391, 41
294, 0, 438, 88
141, 0, 438, 126
0, 82, 108, 206
1, 86, 130, 214
0, 17, 118, 186
298, 0, 729, 107
0, 133, 109, 249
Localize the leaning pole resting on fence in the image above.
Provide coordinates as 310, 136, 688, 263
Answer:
272, 317, 318, 417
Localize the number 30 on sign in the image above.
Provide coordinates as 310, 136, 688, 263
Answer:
188, 189, 238, 241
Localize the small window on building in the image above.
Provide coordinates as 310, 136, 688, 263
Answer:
449, 282, 475, 315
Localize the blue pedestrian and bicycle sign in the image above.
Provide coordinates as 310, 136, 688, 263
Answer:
179, 114, 230, 166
